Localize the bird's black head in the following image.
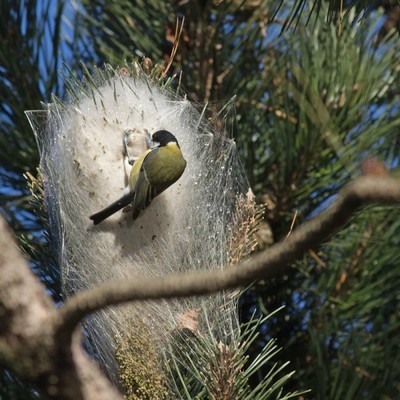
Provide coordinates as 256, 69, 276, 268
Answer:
152, 130, 180, 147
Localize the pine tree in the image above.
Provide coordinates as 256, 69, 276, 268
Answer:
1, 0, 399, 399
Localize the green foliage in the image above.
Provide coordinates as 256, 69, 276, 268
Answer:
297, 206, 400, 399
275, 0, 397, 30
167, 312, 307, 400
80, 0, 173, 64
240, 6, 400, 219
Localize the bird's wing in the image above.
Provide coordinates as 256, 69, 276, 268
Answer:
131, 149, 162, 217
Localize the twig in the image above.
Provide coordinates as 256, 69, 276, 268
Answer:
162, 16, 185, 77
285, 209, 298, 240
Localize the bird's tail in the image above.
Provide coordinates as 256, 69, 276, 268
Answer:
90, 192, 134, 225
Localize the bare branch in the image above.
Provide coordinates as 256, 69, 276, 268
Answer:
0, 213, 55, 377
0, 213, 123, 400
56, 176, 400, 341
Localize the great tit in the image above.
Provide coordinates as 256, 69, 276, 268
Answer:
90, 129, 186, 225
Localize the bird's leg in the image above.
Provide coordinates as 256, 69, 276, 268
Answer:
123, 129, 136, 166
144, 129, 152, 149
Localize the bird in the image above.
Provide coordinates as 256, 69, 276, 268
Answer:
90, 129, 186, 225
